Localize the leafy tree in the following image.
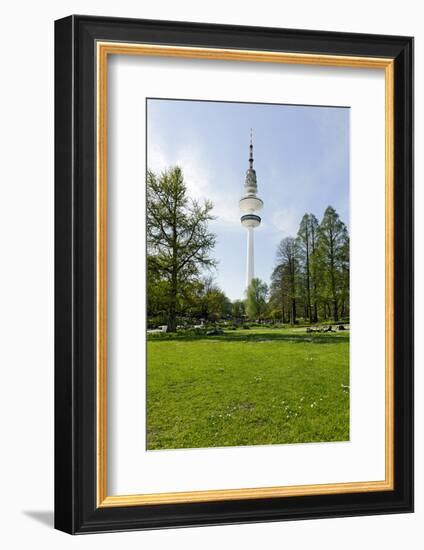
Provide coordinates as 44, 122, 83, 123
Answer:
147, 167, 216, 332
231, 299, 246, 320
270, 208, 349, 324
269, 264, 288, 322
147, 255, 174, 326
308, 214, 320, 322
195, 277, 231, 322
246, 278, 268, 320
316, 206, 349, 321
276, 237, 299, 325
296, 213, 319, 322
339, 231, 350, 319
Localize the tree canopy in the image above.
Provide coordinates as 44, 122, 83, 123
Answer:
147, 167, 217, 331
269, 206, 349, 324
246, 278, 268, 320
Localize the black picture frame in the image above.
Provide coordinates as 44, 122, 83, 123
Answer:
55, 14, 414, 534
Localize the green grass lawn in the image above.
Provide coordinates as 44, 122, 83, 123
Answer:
146, 327, 349, 450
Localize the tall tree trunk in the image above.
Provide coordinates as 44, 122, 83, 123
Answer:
167, 196, 178, 333
329, 235, 339, 322
167, 270, 178, 332
332, 299, 339, 322
305, 235, 312, 323
291, 298, 296, 325
290, 259, 296, 325
313, 301, 318, 323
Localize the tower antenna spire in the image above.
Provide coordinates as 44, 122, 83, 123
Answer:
249, 128, 254, 168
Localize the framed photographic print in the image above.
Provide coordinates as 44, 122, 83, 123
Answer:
54, 15, 413, 534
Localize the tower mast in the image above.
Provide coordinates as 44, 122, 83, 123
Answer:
239, 131, 263, 291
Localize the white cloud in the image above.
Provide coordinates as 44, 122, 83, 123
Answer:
270, 206, 300, 237
148, 139, 241, 230
147, 140, 169, 175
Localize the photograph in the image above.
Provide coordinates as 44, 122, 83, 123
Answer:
51, 12, 413, 536
146, 98, 350, 451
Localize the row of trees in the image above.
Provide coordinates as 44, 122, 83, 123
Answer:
147, 166, 349, 331
268, 208, 349, 324
147, 270, 234, 328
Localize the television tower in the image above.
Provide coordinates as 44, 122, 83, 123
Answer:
239, 131, 263, 291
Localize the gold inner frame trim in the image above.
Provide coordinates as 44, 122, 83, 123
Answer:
96, 41, 395, 508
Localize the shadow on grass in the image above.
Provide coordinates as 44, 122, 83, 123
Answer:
148, 331, 349, 345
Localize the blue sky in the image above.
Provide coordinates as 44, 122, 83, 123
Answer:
147, 99, 349, 301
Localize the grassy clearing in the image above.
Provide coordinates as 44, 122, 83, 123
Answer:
146, 327, 349, 450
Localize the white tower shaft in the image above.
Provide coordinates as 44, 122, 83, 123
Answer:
246, 227, 254, 289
